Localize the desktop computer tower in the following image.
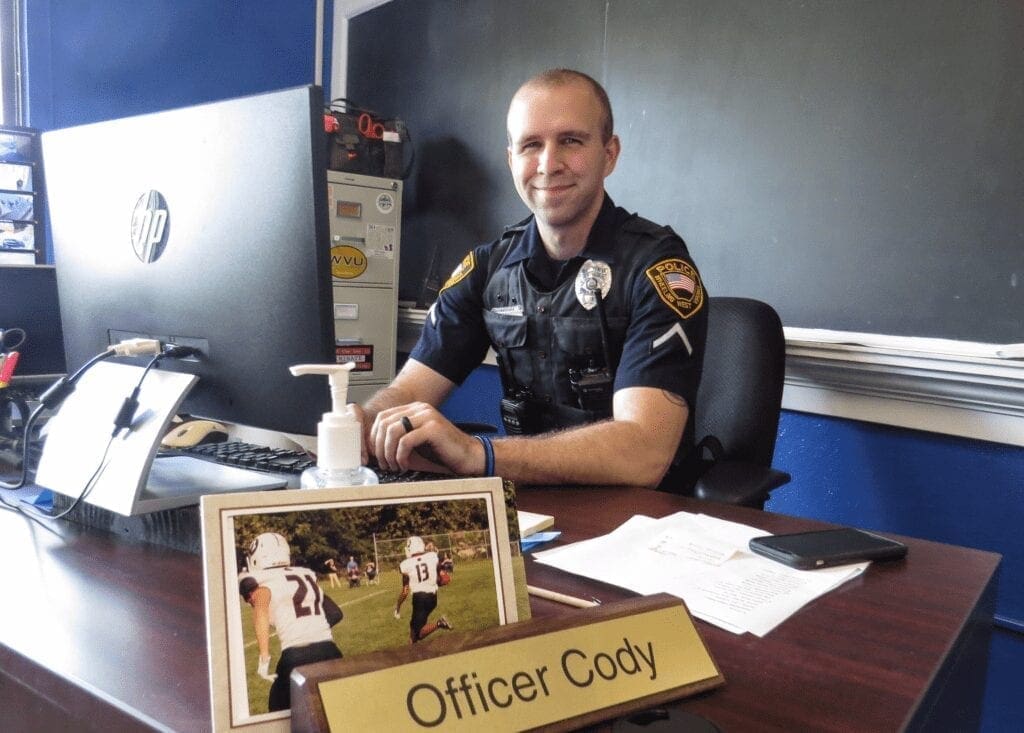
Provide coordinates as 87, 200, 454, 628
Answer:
326, 171, 402, 403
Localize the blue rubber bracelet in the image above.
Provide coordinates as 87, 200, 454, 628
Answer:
475, 435, 495, 477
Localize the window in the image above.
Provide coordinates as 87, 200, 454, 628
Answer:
0, 0, 23, 125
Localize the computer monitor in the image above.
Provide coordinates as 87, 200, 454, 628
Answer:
41, 85, 334, 436
0, 265, 66, 380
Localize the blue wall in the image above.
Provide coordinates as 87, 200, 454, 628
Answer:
25, 0, 327, 130
439, 365, 1024, 629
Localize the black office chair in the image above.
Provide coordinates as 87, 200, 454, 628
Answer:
685, 297, 791, 509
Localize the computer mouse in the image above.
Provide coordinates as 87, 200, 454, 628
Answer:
161, 419, 229, 448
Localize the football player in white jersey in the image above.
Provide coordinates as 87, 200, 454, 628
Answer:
394, 535, 453, 643
239, 532, 344, 711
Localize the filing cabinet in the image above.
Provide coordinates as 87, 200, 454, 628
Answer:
326, 171, 401, 403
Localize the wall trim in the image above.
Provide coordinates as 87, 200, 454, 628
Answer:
398, 308, 1024, 447
331, 0, 394, 100
784, 329, 1024, 447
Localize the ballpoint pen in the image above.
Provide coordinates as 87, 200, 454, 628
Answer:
526, 585, 601, 608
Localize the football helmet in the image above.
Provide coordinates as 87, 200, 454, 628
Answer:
248, 532, 291, 570
405, 535, 425, 558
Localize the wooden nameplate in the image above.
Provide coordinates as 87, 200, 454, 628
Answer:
291, 593, 724, 732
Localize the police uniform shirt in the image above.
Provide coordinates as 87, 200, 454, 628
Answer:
411, 195, 707, 434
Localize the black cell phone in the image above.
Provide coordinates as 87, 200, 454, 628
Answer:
748, 528, 908, 569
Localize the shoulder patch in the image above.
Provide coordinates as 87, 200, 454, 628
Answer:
645, 258, 705, 319
440, 251, 475, 293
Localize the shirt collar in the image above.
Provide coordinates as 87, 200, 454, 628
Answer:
500, 194, 620, 270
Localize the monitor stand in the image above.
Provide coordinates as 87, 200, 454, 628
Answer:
34, 362, 285, 517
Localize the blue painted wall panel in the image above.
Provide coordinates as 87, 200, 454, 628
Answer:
25, 0, 319, 130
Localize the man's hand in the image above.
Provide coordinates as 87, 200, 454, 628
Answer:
349, 403, 372, 467
257, 656, 277, 681
393, 608, 401, 620
371, 403, 486, 476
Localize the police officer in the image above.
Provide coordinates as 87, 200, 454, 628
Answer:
361, 69, 707, 491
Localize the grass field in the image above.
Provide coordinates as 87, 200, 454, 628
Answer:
239, 555, 529, 716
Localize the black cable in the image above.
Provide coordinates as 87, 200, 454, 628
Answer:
10, 348, 170, 520
68, 346, 117, 383
0, 402, 47, 489
14, 434, 116, 521
110, 350, 164, 437
0, 344, 195, 494
0, 347, 116, 490
594, 287, 614, 379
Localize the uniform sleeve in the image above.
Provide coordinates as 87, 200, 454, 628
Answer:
324, 595, 343, 627
409, 244, 495, 385
614, 236, 708, 410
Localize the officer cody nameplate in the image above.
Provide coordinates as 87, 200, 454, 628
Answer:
291, 594, 723, 732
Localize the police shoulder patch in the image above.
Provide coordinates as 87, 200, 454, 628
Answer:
645, 258, 705, 319
440, 251, 475, 292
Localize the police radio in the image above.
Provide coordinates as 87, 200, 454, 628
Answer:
496, 355, 540, 435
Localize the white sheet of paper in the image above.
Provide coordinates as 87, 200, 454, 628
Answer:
533, 511, 867, 636
647, 527, 738, 566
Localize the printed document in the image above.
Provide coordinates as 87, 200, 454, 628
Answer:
533, 511, 867, 636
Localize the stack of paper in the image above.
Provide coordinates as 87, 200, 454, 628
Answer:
533, 511, 867, 637
517, 511, 560, 551
517, 510, 555, 537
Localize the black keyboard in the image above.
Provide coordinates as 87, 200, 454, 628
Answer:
169, 440, 450, 484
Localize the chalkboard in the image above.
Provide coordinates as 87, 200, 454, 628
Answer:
350, 0, 1023, 343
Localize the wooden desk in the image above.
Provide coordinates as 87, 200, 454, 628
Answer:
0, 484, 999, 732
522, 487, 1000, 732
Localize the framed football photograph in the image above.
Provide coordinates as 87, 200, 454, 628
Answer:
200, 477, 527, 733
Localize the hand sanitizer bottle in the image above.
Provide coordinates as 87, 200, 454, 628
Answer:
289, 363, 378, 488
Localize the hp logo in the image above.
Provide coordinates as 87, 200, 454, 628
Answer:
130, 190, 170, 263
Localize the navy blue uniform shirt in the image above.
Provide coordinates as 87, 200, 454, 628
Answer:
411, 195, 707, 413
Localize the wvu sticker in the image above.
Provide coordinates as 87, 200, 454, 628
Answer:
440, 251, 475, 292
645, 259, 704, 319
331, 244, 368, 279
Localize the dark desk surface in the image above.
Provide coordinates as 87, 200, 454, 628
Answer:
0, 484, 1000, 732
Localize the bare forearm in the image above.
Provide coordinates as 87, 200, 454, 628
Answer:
492, 420, 671, 488
362, 383, 418, 424
362, 359, 456, 423
492, 387, 686, 488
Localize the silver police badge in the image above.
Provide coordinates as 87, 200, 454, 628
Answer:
574, 259, 613, 310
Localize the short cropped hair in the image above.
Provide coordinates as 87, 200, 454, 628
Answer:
513, 68, 614, 143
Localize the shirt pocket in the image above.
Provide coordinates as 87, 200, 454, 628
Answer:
552, 316, 629, 359
483, 309, 529, 349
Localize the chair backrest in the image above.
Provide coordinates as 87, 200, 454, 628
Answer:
694, 297, 786, 467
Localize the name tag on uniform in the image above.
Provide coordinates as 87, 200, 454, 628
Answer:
489, 306, 524, 317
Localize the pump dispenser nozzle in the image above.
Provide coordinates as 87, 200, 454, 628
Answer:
290, 362, 355, 413
289, 363, 377, 486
